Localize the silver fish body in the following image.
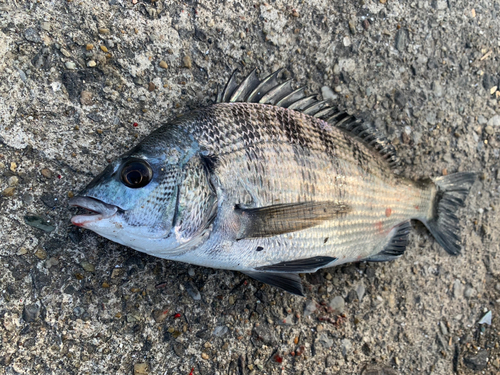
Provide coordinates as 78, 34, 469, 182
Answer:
69, 70, 475, 295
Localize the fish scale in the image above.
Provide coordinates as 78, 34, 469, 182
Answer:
69, 69, 476, 296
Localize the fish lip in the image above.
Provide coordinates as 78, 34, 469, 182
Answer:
68, 196, 118, 227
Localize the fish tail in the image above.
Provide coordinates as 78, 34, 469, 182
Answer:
423, 172, 476, 255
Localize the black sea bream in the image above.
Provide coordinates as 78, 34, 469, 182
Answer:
69, 69, 475, 296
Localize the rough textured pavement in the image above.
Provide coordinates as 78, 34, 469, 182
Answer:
1, 0, 499, 374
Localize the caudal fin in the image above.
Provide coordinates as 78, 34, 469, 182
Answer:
424, 172, 476, 255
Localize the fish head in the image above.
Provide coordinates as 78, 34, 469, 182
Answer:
69, 126, 197, 256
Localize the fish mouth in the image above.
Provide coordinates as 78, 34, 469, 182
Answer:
68, 196, 118, 227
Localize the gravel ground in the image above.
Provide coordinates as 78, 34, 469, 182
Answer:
1, 0, 499, 374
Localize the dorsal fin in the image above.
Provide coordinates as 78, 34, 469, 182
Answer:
217, 69, 399, 169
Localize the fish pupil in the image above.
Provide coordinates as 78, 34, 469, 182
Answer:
120, 159, 153, 188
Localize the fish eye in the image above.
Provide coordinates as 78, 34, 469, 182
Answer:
120, 159, 153, 188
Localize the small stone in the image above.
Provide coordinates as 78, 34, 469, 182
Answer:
329, 296, 345, 314
80, 91, 93, 106
201, 353, 209, 360
464, 287, 476, 298
81, 261, 95, 273
10, 162, 17, 172
228, 296, 235, 305
321, 86, 337, 101
356, 281, 366, 301
488, 115, 500, 127
485, 125, 494, 135
34, 247, 47, 260
345, 289, 357, 303
478, 115, 487, 125
100, 45, 108, 53
334, 86, 342, 93
65, 61, 77, 70
491, 86, 498, 95
379, 0, 387, 3
183, 55, 192, 68
388, 293, 396, 308
25, 215, 55, 232
98, 28, 110, 35
45, 257, 59, 269
439, 322, 448, 336
348, 21, 356, 35
213, 326, 228, 337
40, 193, 58, 208
60, 48, 71, 57
87, 60, 97, 68
23, 304, 40, 322
395, 28, 408, 52
304, 300, 318, 316
24, 27, 41, 43
291, 9, 299, 17
102, 282, 110, 288
317, 332, 333, 348
148, 82, 156, 92
22, 193, 33, 205
463, 350, 489, 371
159, 60, 168, 69
2, 187, 15, 197
153, 309, 169, 323
41, 22, 51, 31
41, 168, 52, 178
453, 279, 464, 299
133, 363, 149, 375
17, 247, 28, 255
185, 281, 201, 301
86, 44, 94, 50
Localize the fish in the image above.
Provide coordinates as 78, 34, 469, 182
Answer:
69, 68, 476, 296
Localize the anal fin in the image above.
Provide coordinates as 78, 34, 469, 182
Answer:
366, 221, 412, 262
242, 271, 304, 296
255, 256, 337, 273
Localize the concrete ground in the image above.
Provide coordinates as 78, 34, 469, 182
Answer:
0, 0, 499, 374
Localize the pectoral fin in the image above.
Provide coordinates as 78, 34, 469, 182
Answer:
235, 201, 349, 239
243, 271, 304, 296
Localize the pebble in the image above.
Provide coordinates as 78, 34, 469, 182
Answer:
80, 91, 93, 106
341, 338, 352, 356
321, 86, 337, 101
23, 304, 40, 322
453, 279, 464, 299
86, 44, 94, 50
355, 281, 366, 301
185, 281, 201, 301
464, 287, 476, 298
304, 300, 318, 316
17, 247, 28, 255
329, 296, 345, 314
253, 324, 278, 346
41, 168, 52, 178
2, 187, 15, 197
148, 82, 156, 92
10, 162, 17, 172
81, 261, 95, 273
98, 28, 110, 35
45, 257, 59, 269
183, 55, 192, 68
22, 193, 33, 205
24, 27, 41, 43
348, 21, 356, 35
87, 60, 97, 67
334, 86, 342, 93
60, 48, 71, 57
35, 248, 47, 260
439, 321, 448, 336
345, 289, 357, 303
100, 45, 109, 53
133, 363, 149, 375
65, 61, 77, 70
24, 215, 56, 232
187, 267, 195, 277
394, 28, 408, 52
40, 193, 58, 208
159, 60, 168, 69
152, 309, 169, 323
317, 332, 333, 348
488, 115, 500, 127
463, 350, 489, 371
495, 283, 500, 292
41, 22, 51, 31
201, 353, 209, 360
212, 326, 228, 337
